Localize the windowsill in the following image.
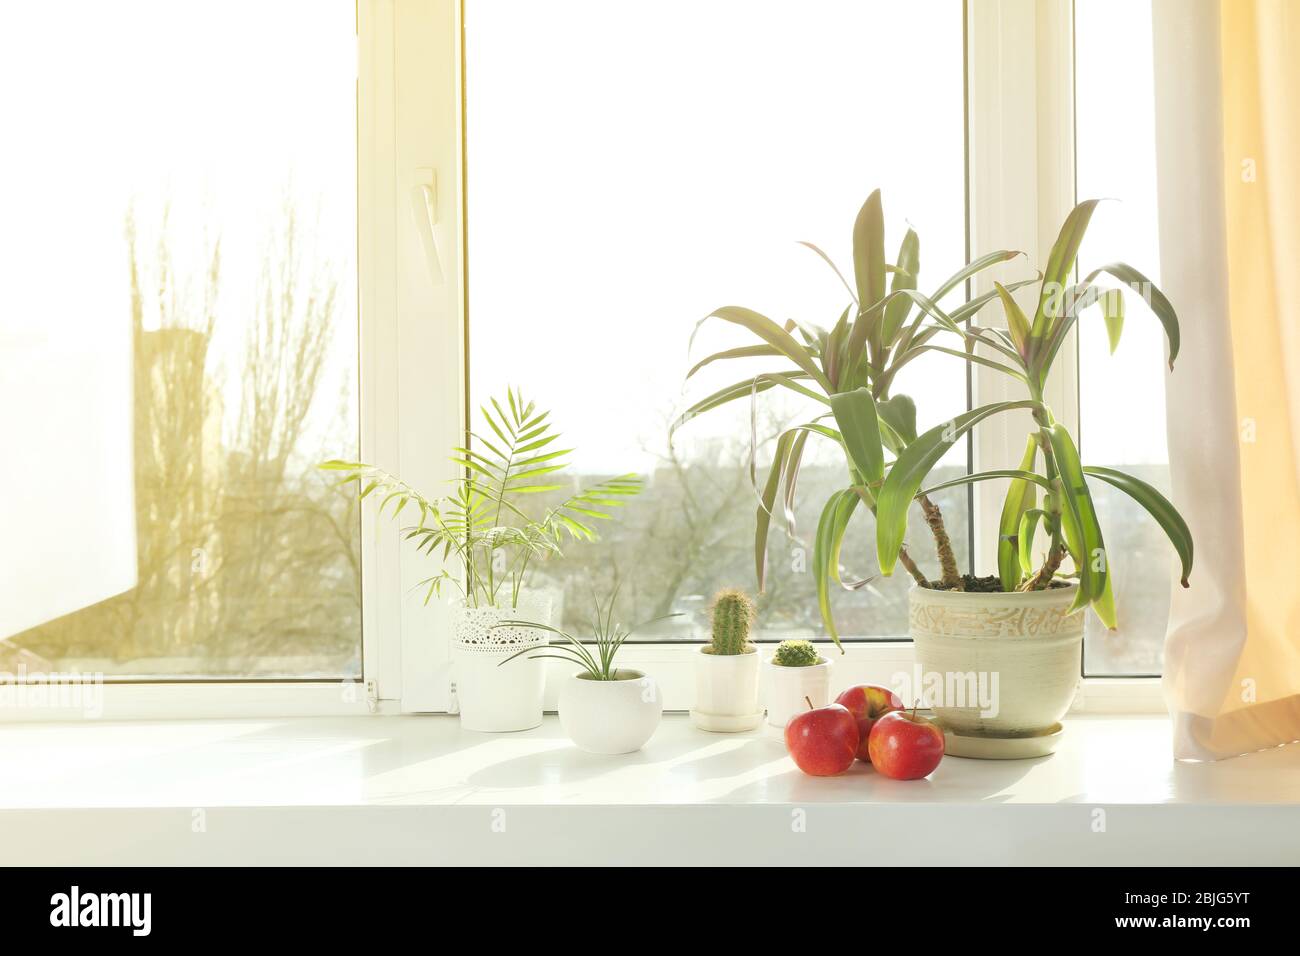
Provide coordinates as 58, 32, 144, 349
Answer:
3, 714, 1298, 865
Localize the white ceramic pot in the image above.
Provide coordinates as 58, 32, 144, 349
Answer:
764, 657, 832, 728
558, 669, 662, 754
908, 583, 1084, 738
690, 647, 763, 732
450, 594, 552, 733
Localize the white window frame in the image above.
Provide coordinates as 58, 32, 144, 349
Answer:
1, 0, 1163, 722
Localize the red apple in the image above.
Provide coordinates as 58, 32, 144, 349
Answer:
867, 709, 945, 780
784, 700, 858, 776
835, 684, 904, 762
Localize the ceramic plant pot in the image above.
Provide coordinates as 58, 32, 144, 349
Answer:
908, 583, 1084, 740
690, 647, 764, 732
450, 593, 552, 733
764, 656, 832, 729
558, 669, 663, 754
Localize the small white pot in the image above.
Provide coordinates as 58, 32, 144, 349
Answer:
558, 669, 663, 754
909, 583, 1084, 738
450, 594, 552, 733
690, 647, 763, 732
764, 657, 832, 728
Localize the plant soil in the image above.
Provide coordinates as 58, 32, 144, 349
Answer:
922, 574, 1069, 593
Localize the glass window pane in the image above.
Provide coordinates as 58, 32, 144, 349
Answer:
1076, 0, 1169, 675
0, 1, 361, 678
466, 0, 967, 640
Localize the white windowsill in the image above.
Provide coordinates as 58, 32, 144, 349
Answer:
2, 714, 1297, 865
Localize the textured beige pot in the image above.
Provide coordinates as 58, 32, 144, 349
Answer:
909, 584, 1083, 738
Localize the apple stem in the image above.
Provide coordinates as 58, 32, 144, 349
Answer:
912, 699, 920, 721
805, 696, 813, 711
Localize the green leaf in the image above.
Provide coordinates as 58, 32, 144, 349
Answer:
671, 371, 818, 434
995, 281, 1032, 359
916, 468, 1054, 498
828, 388, 884, 486
1100, 288, 1124, 353
848, 190, 887, 365
928, 249, 1024, 304
875, 400, 1042, 574
1083, 262, 1179, 368
755, 430, 795, 591
882, 229, 920, 345
780, 428, 811, 534
797, 241, 857, 305
1045, 424, 1107, 614
876, 394, 918, 451
685, 344, 783, 380
813, 488, 860, 652
692, 306, 832, 391
998, 435, 1039, 591
1032, 199, 1102, 340
1084, 466, 1193, 587
851, 190, 887, 325
1017, 508, 1052, 576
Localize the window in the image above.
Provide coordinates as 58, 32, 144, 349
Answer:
465, 0, 968, 642
0, 0, 361, 679
1075, 0, 1169, 676
0, 0, 1167, 716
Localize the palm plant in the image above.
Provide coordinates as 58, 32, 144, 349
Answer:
496, 589, 678, 680
675, 190, 1030, 647
321, 389, 642, 608
872, 200, 1194, 625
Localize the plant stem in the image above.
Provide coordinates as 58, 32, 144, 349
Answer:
897, 546, 929, 587
1021, 541, 1065, 591
918, 494, 963, 590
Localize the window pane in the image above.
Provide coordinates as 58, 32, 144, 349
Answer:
466, 0, 967, 640
0, 1, 361, 678
1076, 0, 1169, 675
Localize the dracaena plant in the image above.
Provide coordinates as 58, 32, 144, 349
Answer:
675, 190, 1030, 648
872, 199, 1194, 626
321, 389, 642, 609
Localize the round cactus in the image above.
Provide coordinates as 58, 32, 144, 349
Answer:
707, 588, 755, 655
772, 639, 820, 667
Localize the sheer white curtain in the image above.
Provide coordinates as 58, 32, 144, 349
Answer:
1154, 0, 1300, 759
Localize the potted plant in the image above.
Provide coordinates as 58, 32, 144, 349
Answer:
676, 190, 1029, 649
322, 389, 642, 732
690, 588, 764, 732
500, 592, 674, 754
870, 200, 1193, 753
764, 640, 831, 729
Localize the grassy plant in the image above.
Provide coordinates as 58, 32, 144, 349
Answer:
322, 389, 642, 608
496, 589, 679, 680
872, 200, 1194, 627
675, 190, 1029, 647
771, 639, 820, 667
706, 588, 755, 655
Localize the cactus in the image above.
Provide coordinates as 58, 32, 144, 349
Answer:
707, 588, 755, 655
772, 639, 820, 667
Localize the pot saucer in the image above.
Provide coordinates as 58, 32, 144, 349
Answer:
942, 722, 1063, 760
689, 709, 766, 733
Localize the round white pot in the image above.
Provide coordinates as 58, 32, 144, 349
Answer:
450, 594, 552, 733
909, 583, 1084, 738
764, 657, 832, 728
690, 647, 763, 732
558, 669, 662, 754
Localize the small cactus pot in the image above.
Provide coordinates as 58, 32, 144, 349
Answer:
690, 647, 764, 732
764, 656, 832, 728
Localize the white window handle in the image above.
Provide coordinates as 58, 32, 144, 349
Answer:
410, 171, 442, 285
